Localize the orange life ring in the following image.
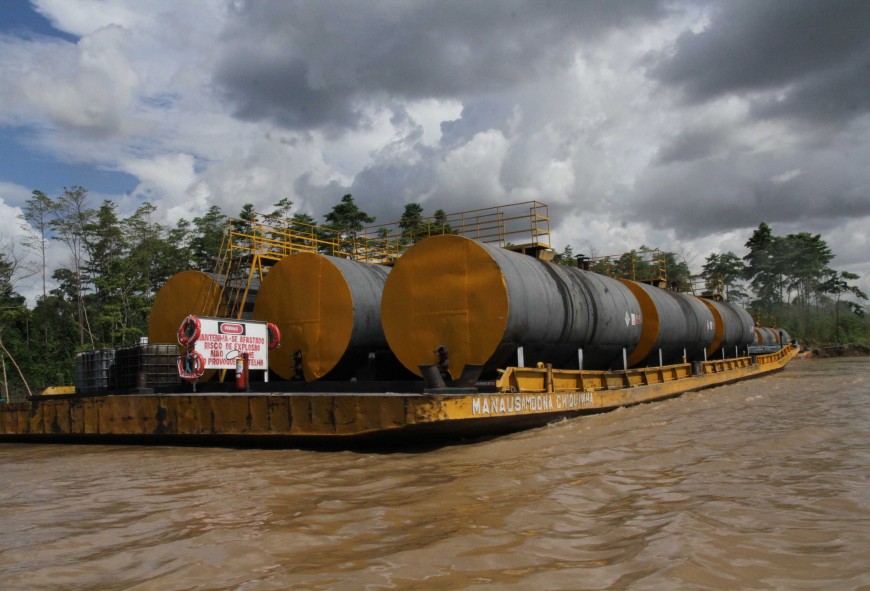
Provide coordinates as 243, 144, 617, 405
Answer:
178, 315, 201, 346
267, 322, 281, 350
177, 350, 206, 381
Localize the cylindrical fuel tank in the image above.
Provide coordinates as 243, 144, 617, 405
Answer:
697, 298, 754, 357
148, 270, 229, 344
619, 280, 716, 366
252, 253, 393, 381
776, 328, 791, 346
381, 235, 644, 379
752, 326, 779, 346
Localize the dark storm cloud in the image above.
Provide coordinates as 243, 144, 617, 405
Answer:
351, 159, 438, 212
655, 126, 732, 165
215, 0, 669, 131
634, 0, 870, 243
629, 141, 870, 238
651, 0, 870, 125
439, 99, 516, 148
293, 173, 351, 218
293, 158, 438, 226
215, 57, 362, 130
751, 55, 870, 123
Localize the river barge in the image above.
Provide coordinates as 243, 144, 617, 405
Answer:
0, 202, 797, 447
0, 345, 796, 445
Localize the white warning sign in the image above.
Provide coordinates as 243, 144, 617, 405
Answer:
193, 317, 269, 370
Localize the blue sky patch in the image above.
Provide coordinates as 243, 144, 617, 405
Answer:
0, 0, 78, 43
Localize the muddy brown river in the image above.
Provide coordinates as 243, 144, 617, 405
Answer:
1, 357, 868, 590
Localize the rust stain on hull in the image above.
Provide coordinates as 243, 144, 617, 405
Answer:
0, 346, 796, 445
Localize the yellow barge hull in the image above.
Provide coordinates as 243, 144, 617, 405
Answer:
0, 346, 796, 447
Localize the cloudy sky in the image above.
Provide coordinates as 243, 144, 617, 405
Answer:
1, 0, 868, 302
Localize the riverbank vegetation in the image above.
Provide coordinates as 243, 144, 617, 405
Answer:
1, 187, 867, 397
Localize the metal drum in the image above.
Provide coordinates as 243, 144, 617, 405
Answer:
148, 270, 229, 345
620, 280, 716, 366
253, 253, 393, 381
697, 298, 755, 358
752, 326, 779, 347
381, 234, 644, 379
752, 325, 791, 353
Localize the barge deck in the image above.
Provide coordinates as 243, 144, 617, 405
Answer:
0, 346, 796, 447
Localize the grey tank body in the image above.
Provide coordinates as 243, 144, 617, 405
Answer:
706, 299, 755, 356
628, 281, 716, 366
483, 244, 643, 371
326, 256, 391, 350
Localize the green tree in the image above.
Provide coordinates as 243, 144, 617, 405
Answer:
84, 201, 124, 285
125, 202, 184, 298
19, 189, 54, 300
266, 197, 294, 221
231, 203, 257, 258
168, 218, 195, 270
323, 194, 375, 255
78, 200, 176, 347
821, 270, 867, 344
289, 212, 321, 251
23, 291, 78, 388
743, 222, 788, 317
702, 252, 748, 302
660, 251, 692, 292
0, 248, 27, 318
0, 248, 32, 400
430, 209, 453, 235
49, 186, 95, 347
263, 198, 295, 255
120, 203, 180, 343
738, 222, 867, 344
83, 200, 127, 346
605, 247, 659, 281
399, 203, 425, 244
190, 205, 227, 271
553, 244, 577, 267
780, 232, 833, 308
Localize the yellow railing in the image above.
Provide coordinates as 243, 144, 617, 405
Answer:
210, 201, 551, 312
355, 200, 551, 258
223, 200, 551, 265
497, 362, 693, 393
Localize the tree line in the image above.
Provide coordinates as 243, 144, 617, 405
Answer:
704, 223, 867, 347
1, 187, 867, 398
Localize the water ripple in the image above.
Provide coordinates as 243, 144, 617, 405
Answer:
1, 358, 868, 590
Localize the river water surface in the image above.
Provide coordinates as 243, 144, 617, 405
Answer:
1, 357, 868, 590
